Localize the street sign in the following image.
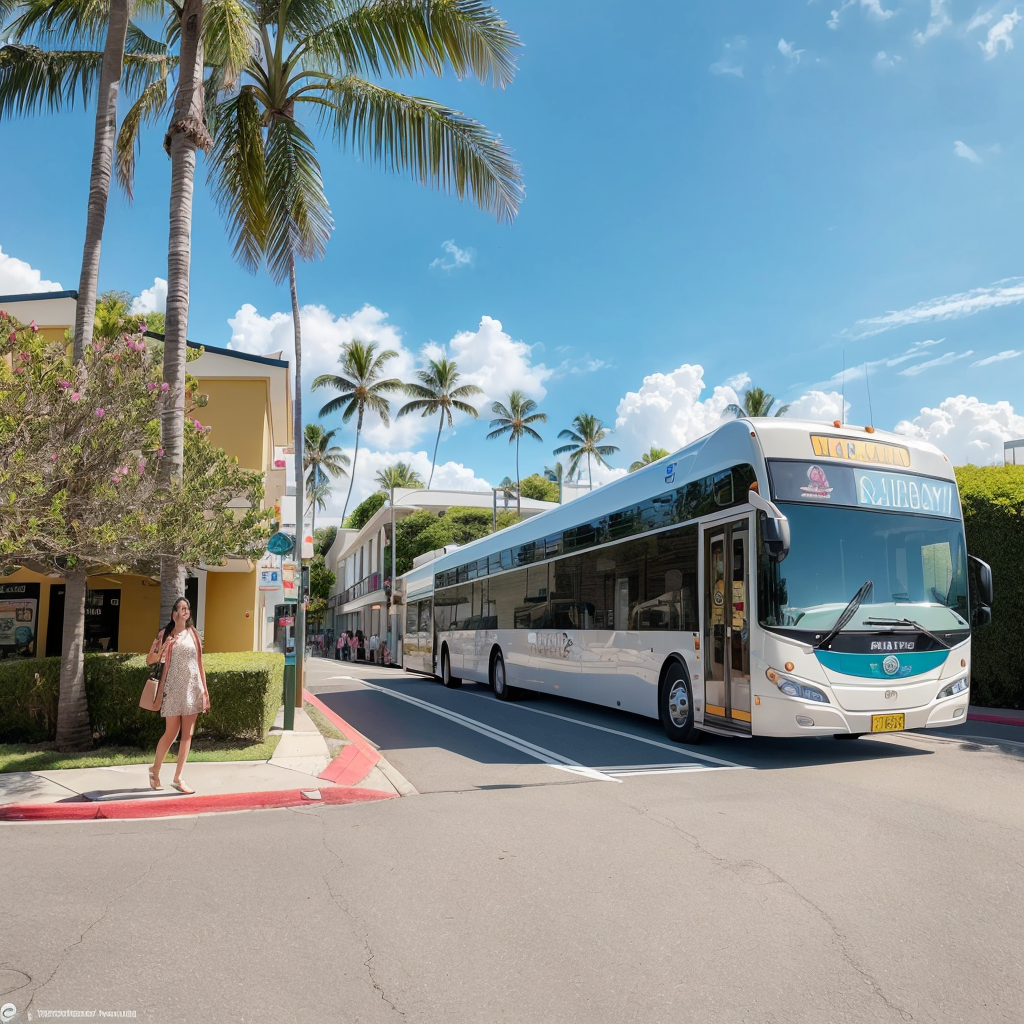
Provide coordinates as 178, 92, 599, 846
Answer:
267, 532, 294, 555
259, 568, 280, 591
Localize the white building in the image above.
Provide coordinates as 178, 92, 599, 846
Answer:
324, 489, 557, 656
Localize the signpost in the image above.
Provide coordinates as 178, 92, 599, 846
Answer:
268, 531, 296, 729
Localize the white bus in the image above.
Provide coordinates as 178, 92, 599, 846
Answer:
401, 418, 992, 743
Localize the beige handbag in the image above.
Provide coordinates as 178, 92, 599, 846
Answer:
139, 674, 164, 712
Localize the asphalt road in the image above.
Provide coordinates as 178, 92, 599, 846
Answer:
1, 657, 1021, 1024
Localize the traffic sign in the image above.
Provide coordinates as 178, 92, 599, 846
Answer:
267, 531, 294, 555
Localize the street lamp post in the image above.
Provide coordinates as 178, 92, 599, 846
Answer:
389, 489, 398, 663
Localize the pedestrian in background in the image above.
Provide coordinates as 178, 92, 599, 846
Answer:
148, 597, 209, 794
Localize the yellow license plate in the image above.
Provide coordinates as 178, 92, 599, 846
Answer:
871, 714, 905, 733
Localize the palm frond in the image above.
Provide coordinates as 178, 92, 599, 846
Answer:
8, 0, 109, 48
264, 112, 333, 283
115, 74, 171, 200
126, 21, 168, 57
204, 0, 258, 88
209, 87, 269, 273
0, 43, 101, 116
303, 0, 519, 87
318, 75, 521, 223
450, 399, 479, 417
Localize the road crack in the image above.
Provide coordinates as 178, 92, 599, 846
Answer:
633, 802, 917, 1022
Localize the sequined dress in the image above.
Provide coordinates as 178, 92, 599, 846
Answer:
161, 629, 205, 716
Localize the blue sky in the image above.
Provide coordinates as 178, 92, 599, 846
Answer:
3, 0, 1024, 515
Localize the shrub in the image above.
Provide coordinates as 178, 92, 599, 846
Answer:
0, 652, 284, 746
956, 465, 1024, 709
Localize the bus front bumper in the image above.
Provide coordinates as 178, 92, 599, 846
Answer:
753, 693, 970, 737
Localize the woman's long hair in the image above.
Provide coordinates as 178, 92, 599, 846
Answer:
161, 597, 195, 644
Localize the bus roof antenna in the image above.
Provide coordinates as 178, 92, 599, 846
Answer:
865, 360, 874, 430
840, 350, 845, 426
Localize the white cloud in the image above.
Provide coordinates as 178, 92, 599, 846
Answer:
914, 0, 952, 44
806, 340, 943, 390
845, 278, 1024, 338
899, 349, 974, 376
446, 315, 553, 411
710, 59, 744, 77
324, 448, 494, 514
972, 349, 1022, 366
954, 140, 982, 163
785, 390, 849, 422
980, 9, 1021, 58
968, 8, 996, 32
830, 0, 895, 29
710, 37, 745, 78
429, 239, 474, 272
894, 395, 1024, 464
131, 277, 167, 314
612, 364, 743, 460
0, 244, 62, 294
778, 39, 805, 63
873, 50, 906, 69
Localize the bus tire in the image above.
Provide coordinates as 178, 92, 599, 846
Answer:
491, 648, 517, 701
659, 659, 701, 744
441, 646, 462, 688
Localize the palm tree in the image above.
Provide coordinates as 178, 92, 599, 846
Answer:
553, 413, 619, 491
375, 463, 423, 494
397, 357, 482, 487
486, 390, 546, 515
207, 0, 522, 664
303, 423, 349, 542
629, 446, 670, 473
0, 0, 138, 361
314, 340, 403, 521
725, 386, 790, 418
543, 462, 563, 503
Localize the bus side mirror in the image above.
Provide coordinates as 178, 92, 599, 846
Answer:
968, 555, 993, 628
760, 512, 790, 563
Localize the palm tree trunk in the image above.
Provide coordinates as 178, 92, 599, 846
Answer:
340, 408, 363, 522
515, 436, 521, 517
289, 254, 305, 706
55, 567, 91, 747
429, 409, 444, 488
72, 0, 130, 364
159, 0, 211, 624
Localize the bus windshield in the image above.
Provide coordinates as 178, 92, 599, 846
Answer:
758, 503, 969, 635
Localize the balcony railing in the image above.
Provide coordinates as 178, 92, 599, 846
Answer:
339, 572, 382, 605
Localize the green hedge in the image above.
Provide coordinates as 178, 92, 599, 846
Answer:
956, 465, 1024, 709
0, 652, 284, 746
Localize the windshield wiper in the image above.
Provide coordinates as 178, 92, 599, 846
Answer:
815, 580, 874, 650
862, 617, 951, 650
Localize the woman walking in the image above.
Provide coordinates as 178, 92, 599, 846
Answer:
147, 597, 209, 793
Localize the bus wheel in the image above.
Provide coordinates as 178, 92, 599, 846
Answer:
441, 647, 462, 689
659, 661, 701, 744
491, 649, 516, 702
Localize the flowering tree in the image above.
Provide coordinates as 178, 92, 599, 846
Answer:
0, 312, 269, 746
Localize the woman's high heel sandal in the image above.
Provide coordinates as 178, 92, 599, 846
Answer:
171, 778, 195, 795
148, 769, 162, 790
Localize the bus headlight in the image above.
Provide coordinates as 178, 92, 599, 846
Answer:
769, 673, 830, 703
937, 677, 969, 700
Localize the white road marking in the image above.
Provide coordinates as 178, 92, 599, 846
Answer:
462, 690, 746, 769
352, 679, 622, 783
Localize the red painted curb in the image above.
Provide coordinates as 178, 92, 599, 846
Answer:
303, 688, 383, 786
967, 712, 1024, 728
0, 786, 396, 822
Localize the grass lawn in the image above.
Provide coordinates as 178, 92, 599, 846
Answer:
304, 701, 349, 743
0, 735, 281, 774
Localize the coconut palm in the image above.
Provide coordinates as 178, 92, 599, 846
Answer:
303, 422, 349, 541
543, 462, 563, 503
397, 358, 482, 487
486, 391, 546, 515
629, 446, 670, 473
0, 0, 138, 360
314, 340, 403, 521
553, 413, 619, 491
725, 386, 790, 418
375, 463, 423, 494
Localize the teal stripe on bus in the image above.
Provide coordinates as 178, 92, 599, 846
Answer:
814, 649, 948, 679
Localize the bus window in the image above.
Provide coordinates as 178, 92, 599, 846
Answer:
406, 602, 417, 633
418, 601, 432, 632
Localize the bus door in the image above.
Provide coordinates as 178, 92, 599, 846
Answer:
702, 518, 751, 731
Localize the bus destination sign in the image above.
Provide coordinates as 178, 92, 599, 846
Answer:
810, 434, 911, 468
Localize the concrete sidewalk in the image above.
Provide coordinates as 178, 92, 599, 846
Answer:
0, 692, 413, 821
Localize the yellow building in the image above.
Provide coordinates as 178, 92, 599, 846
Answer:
0, 290, 291, 656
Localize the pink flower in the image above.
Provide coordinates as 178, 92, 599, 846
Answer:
156, 447, 164, 458
119, 465, 129, 476
51, 454, 58, 462
14, 367, 24, 374
192, 419, 203, 431
160, 382, 170, 393
138, 459, 147, 475
29, 320, 38, 333
70, 392, 81, 402
7, 331, 14, 342
95, 408, 105, 418
58, 380, 70, 389
146, 382, 158, 391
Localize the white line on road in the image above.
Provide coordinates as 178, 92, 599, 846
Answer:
461, 691, 746, 769
350, 679, 623, 783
